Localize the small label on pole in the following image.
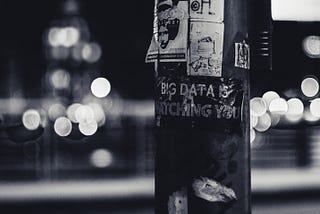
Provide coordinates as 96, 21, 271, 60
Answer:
235, 41, 250, 69
188, 22, 224, 77
189, 0, 224, 22
146, 1, 188, 63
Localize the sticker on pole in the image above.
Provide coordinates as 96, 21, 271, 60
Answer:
235, 41, 250, 69
189, 0, 224, 22
145, 0, 188, 63
155, 76, 243, 131
188, 22, 224, 77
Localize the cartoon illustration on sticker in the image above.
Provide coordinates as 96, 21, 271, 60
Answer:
189, 0, 225, 22
189, 36, 216, 74
189, 22, 224, 77
235, 41, 250, 69
157, 0, 182, 49
158, 0, 173, 11
192, 177, 237, 203
146, 0, 188, 63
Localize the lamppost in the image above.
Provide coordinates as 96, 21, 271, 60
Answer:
146, 0, 251, 213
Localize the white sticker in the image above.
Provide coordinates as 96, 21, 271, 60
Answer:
189, 0, 225, 22
168, 188, 188, 214
188, 22, 224, 77
235, 41, 250, 69
146, 1, 188, 63
192, 177, 237, 203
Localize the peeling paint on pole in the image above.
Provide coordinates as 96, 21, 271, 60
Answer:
146, 0, 251, 213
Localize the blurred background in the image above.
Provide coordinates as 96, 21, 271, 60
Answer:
0, 0, 320, 213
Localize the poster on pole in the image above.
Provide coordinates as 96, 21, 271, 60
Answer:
189, 0, 225, 22
146, 1, 188, 63
188, 21, 224, 77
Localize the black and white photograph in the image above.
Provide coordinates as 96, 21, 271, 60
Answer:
0, 0, 319, 213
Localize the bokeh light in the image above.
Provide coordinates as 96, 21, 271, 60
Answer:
262, 91, 280, 107
250, 128, 256, 144
48, 27, 62, 47
50, 69, 71, 90
287, 98, 304, 115
79, 120, 98, 136
250, 112, 258, 128
255, 113, 272, 132
310, 98, 320, 117
269, 98, 288, 115
88, 102, 106, 127
75, 105, 95, 123
67, 103, 82, 123
302, 36, 320, 58
285, 98, 304, 122
90, 149, 113, 168
64, 27, 80, 47
48, 27, 80, 48
91, 77, 111, 98
22, 109, 41, 131
285, 114, 303, 123
301, 77, 319, 98
305, 106, 320, 122
250, 97, 267, 117
50, 46, 69, 60
270, 113, 281, 126
71, 42, 85, 61
63, 0, 80, 14
81, 42, 102, 63
54, 117, 72, 137
39, 108, 48, 128
48, 103, 66, 121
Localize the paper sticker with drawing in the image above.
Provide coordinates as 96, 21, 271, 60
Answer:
235, 42, 250, 69
189, 22, 224, 77
189, 0, 224, 22
146, 0, 188, 63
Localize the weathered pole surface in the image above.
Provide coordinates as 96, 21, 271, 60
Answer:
146, 0, 251, 213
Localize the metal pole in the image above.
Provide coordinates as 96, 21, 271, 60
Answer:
147, 0, 251, 213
